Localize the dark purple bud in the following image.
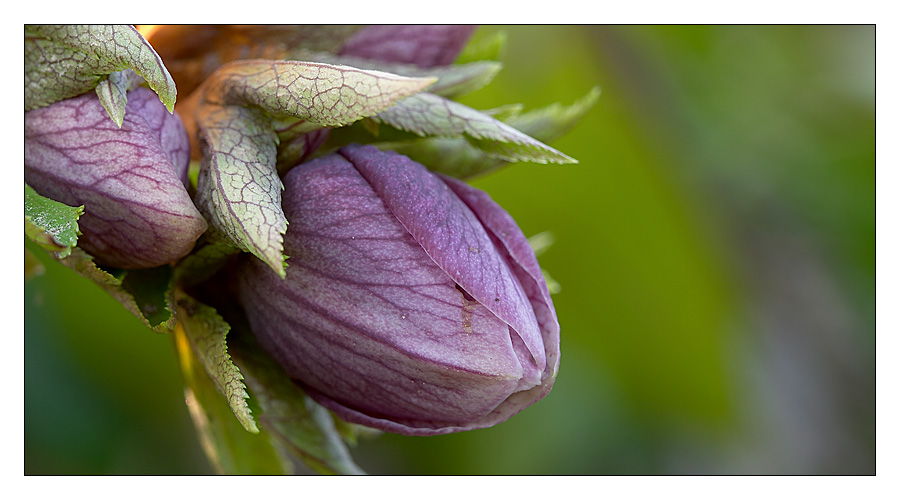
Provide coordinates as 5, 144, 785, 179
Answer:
339, 25, 477, 68
25, 87, 207, 269
238, 144, 559, 435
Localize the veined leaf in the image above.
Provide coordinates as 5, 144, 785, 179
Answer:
195, 105, 285, 276
374, 87, 601, 178
374, 92, 577, 164
174, 321, 293, 475
25, 247, 46, 282
194, 60, 435, 276
293, 52, 502, 98
24, 183, 82, 258
199, 60, 436, 127
25, 25, 177, 121
175, 290, 258, 434
229, 327, 366, 475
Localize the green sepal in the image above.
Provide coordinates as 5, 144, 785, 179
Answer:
174, 318, 293, 475
374, 92, 577, 164
25, 183, 82, 259
175, 290, 259, 434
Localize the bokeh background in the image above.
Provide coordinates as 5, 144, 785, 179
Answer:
24, 25, 875, 475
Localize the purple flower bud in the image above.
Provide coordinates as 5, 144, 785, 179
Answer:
25, 87, 208, 269
339, 25, 477, 67
238, 144, 559, 435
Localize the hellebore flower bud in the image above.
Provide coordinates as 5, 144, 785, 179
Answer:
339, 25, 477, 68
238, 144, 560, 436
25, 87, 208, 269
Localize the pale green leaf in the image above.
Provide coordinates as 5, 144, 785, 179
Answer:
175, 322, 293, 475
374, 92, 577, 164
24, 183, 82, 258
194, 105, 285, 277
229, 330, 366, 475
481, 103, 526, 120
94, 69, 144, 128
175, 290, 258, 434
25, 25, 176, 116
294, 51, 502, 98
372, 87, 601, 178
504, 86, 601, 143
542, 268, 562, 295
200, 60, 436, 127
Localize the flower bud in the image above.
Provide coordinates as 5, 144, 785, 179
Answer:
339, 25, 476, 67
238, 145, 559, 435
25, 87, 208, 269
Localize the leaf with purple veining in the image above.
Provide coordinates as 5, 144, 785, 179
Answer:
25, 25, 176, 122
198, 60, 436, 126
194, 104, 284, 276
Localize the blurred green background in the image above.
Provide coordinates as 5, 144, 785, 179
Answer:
24, 25, 875, 475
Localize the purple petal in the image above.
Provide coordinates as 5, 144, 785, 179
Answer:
339, 25, 476, 67
126, 87, 193, 185
339, 145, 545, 382
440, 174, 561, 383
239, 153, 530, 432
25, 88, 207, 269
